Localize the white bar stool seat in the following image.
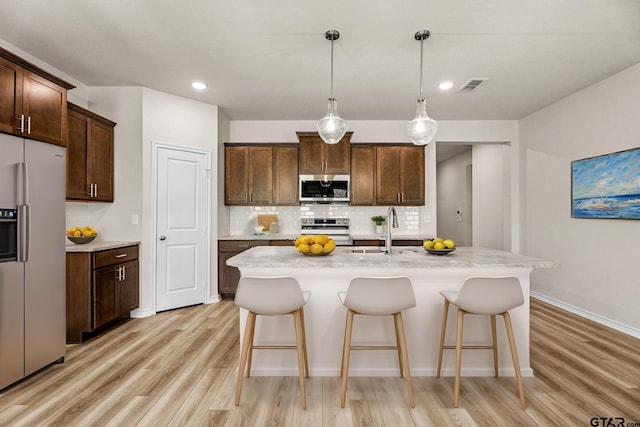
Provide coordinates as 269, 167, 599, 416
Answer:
338, 276, 416, 408
436, 276, 527, 409
234, 276, 311, 409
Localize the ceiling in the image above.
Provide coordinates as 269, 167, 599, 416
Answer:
1, 1, 639, 121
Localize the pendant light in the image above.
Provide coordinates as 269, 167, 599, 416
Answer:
317, 30, 347, 145
407, 30, 438, 146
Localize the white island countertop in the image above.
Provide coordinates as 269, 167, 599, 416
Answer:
226, 245, 556, 269
227, 246, 555, 378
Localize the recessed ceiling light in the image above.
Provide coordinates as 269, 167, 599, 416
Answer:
438, 81, 454, 90
192, 82, 207, 90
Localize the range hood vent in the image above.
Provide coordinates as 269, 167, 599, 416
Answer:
459, 78, 488, 92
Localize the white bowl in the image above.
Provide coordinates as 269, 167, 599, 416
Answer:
254, 226, 265, 234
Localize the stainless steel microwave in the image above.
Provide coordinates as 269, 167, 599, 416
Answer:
299, 174, 350, 203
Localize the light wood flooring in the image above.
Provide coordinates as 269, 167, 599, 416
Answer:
0, 299, 639, 426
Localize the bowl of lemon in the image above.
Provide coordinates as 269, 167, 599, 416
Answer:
66, 226, 98, 244
294, 234, 336, 256
423, 237, 456, 255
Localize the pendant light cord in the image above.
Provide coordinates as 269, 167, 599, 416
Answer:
419, 36, 424, 100
330, 38, 334, 99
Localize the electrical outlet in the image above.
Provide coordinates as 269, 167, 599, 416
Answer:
132, 214, 139, 225
456, 210, 463, 222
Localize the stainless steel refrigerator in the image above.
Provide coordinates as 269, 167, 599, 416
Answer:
0, 133, 66, 390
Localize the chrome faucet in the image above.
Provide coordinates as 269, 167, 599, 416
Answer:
384, 206, 399, 254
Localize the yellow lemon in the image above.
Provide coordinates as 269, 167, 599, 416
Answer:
294, 236, 303, 247
433, 237, 444, 244
443, 239, 455, 249
314, 235, 330, 245
301, 236, 314, 246
434, 242, 445, 250
423, 240, 434, 249
322, 240, 336, 254
73, 230, 82, 237
297, 243, 310, 254
310, 243, 324, 255
82, 229, 92, 237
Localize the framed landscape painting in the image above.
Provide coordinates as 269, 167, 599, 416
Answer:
571, 147, 640, 219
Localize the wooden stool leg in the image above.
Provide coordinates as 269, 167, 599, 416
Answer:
393, 313, 405, 378
293, 309, 307, 409
339, 308, 350, 379
340, 309, 355, 408
300, 307, 309, 378
246, 313, 257, 378
436, 299, 450, 378
491, 314, 498, 377
394, 312, 415, 408
503, 311, 526, 409
454, 309, 465, 408
235, 312, 256, 406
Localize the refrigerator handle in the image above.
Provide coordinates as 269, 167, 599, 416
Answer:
17, 162, 29, 205
18, 205, 29, 262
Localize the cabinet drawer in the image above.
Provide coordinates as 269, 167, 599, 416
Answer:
219, 240, 269, 252
94, 245, 139, 269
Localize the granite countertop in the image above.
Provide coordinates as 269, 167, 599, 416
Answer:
219, 234, 431, 241
226, 246, 557, 269
65, 240, 140, 253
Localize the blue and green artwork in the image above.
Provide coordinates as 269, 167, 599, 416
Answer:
571, 147, 640, 219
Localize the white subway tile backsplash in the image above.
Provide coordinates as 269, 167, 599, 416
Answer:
228, 205, 422, 236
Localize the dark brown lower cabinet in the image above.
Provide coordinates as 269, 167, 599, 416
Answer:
218, 240, 295, 297
66, 245, 139, 343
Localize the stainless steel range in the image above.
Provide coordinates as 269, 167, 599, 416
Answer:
300, 217, 352, 246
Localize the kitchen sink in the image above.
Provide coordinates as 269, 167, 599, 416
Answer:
350, 248, 385, 254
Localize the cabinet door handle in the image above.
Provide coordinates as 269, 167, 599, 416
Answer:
401, 193, 404, 203
116, 266, 121, 281
26, 116, 31, 135
249, 193, 252, 203
17, 115, 25, 133
122, 266, 126, 281
94, 183, 98, 197
115, 253, 128, 258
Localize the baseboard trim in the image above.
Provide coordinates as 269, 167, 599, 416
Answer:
130, 307, 154, 318
531, 291, 640, 340
206, 294, 222, 304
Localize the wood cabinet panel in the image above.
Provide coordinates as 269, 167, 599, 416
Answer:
375, 145, 425, 206
297, 131, 351, 174
376, 147, 401, 205
22, 72, 67, 146
0, 57, 22, 135
66, 103, 115, 202
225, 145, 274, 205
350, 145, 376, 205
248, 146, 273, 204
66, 245, 139, 343
0, 48, 73, 147
274, 145, 299, 205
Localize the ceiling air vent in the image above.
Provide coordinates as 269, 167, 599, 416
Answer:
458, 78, 488, 93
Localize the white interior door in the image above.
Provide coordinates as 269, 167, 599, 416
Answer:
155, 145, 209, 312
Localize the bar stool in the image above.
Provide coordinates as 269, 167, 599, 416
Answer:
338, 276, 416, 408
436, 276, 526, 409
234, 276, 311, 409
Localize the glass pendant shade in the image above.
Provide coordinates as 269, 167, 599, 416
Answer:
407, 98, 438, 146
317, 97, 347, 144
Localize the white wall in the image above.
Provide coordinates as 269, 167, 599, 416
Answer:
437, 149, 472, 246
521, 63, 640, 332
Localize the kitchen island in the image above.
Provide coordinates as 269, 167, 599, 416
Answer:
226, 246, 555, 377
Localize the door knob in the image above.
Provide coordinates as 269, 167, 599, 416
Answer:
159, 235, 166, 240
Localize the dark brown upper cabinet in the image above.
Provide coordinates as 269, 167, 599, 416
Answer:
297, 131, 351, 174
